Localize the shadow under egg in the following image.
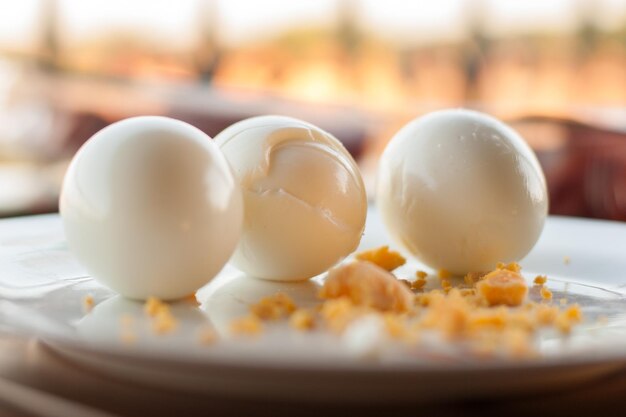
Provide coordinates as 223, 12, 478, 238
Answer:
76, 295, 215, 350
199, 273, 321, 336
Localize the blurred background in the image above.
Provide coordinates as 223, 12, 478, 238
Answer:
2, 0, 626, 219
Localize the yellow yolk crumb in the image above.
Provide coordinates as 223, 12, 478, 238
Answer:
411, 277, 427, 291
289, 309, 316, 331
253, 257, 585, 358
230, 315, 263, 336
502, 328, 533, 357
197, 327, 217, 345
476, 269, 528, 307
555, 312, 574, 334
540, 286, 553, 300
468, 310, 507, 330
416, 270, 428, 280
319, 297, 359, 332
533, 303, 559, 325
152, 309, 177, 334
355, 246, 406, 271
143, 297, 177, 334
496, 262, 522, 273
382, 313, 407, 339
464, 273, 478, 286
320, 261, 414, 313
421, 290, 470, 339
144, 296, 169, 317
438, 268, 451, 279
534, 275, 547, 285
460, 288, 476, 297
82, 294, 95, 313
563, 304, 582, 323
564, 256, 571, 265
250, 292, 297, 320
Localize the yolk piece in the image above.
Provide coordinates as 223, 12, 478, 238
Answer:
289, 309, 316, 331
438, 268, 451, 279
476, 269, 528, 307
230, 315, 263, 336
540, 286, 553, 300
355, 246, 406, 271
319, 261, 414, 312
496, 262, 522, 273
249, 292, 297, 320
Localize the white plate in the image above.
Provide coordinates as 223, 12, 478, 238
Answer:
0, 209, 625, 403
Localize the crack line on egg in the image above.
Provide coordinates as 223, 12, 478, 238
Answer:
248, 186, 353, 232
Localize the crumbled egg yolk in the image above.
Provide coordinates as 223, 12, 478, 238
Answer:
533, 304, 559, 325
250, 292, 297, 320
319, 297, 364, 333
230, 315, 263, 336
441, 279, 453, 292
144, 296, 166, 317
143, 297, 177, 334
563, 304, 582, 323
438, 268, 451, 279
534, 275, 547, 285
540, 286, 553, 300
476, 268, 528, 307
411, 277, 427, 291
289, 309, 316, 331
496, 262, 522, 273
82, 294, 95, 313
319, 261, 414, 313
219, 247, 586, 358
382, 313, 408, 339
152, 309, 177, 334
463, 272, 480, 286
355, 246, 406, 271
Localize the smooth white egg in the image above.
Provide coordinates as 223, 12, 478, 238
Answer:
214, 115, 367, 281
60, 116, 243, 300
377, 109, 548, 275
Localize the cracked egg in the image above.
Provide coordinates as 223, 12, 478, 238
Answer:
215, 116, 367, 281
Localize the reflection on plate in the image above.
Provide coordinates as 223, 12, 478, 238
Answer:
0, 209, 625, 402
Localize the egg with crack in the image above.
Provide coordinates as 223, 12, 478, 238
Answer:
214, 116, 367, 281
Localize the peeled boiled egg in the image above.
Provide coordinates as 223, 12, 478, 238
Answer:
60, 116, 243, 300
377, 109, 548, 275
214, 115, 367, 281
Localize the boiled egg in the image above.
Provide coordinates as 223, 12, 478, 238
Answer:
60, 116, 243, 300
214, 115, 367, 281
377, 109, 548, 275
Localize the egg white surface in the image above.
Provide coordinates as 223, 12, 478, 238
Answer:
60, 116, 243, 300
214, 116, 367, 281
377, 109, 548, 274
